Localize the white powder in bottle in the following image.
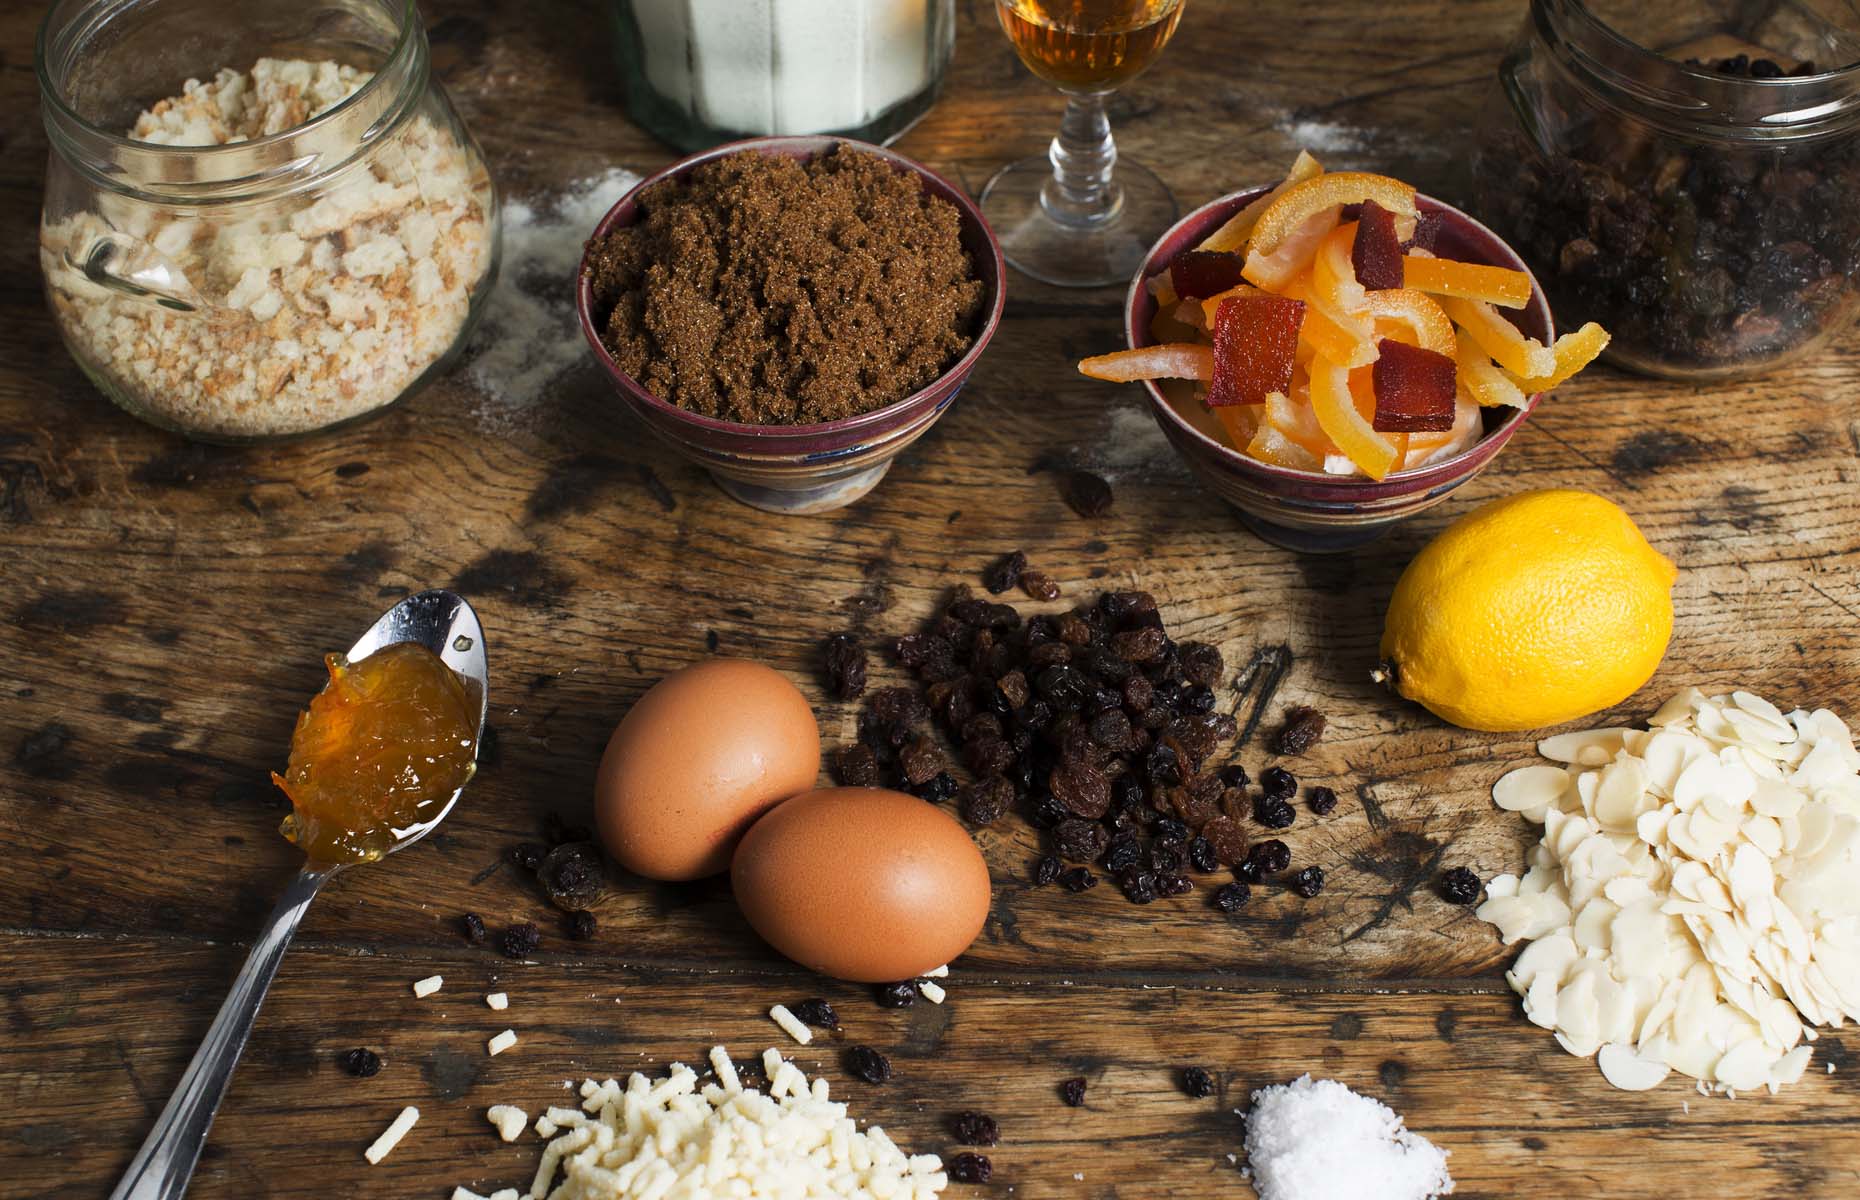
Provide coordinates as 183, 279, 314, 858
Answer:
1242, 1075, 1453, 1200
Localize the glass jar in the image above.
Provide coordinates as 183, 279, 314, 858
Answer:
1472, 0, 1860, 379
610, 0, 955, 152
37, 0, 500, 442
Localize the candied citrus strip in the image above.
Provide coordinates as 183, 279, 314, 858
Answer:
1441, 297, 1555, 378
1146, 272, 1179, 307
1454, 331, 1526, 408
1078, 343, 1215, 382
1312, 222, 1367, 316
1213, 402, 1263, 452
1309, 359, 1398, 480
1364, 289, 1456, 355
1173, 298, 1209, 332
1242, 208, 1340, 291
1150, 306, 1198, 345
1267, 385, 1333, 458
1283, 278, 1376, 368
1505, 322, 1612, 391
1249, 172, 1418, 258
1247, 417, 1325, 471
1197, 282, 1267, 326
1198, 150, 1324, 254
1401, 255, 1533, 309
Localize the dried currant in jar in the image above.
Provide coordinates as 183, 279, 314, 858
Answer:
845, 1045, 893, 1084
875, 981, 919, 1008
983, 551, 1028, 595
341, 1047, 382, 1078
950, 1111, 1000, 1146
1274, 705, 1326, 755
539, 842, 605, 911
823, 633, 869, 701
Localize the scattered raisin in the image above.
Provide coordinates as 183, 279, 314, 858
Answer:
950, 1111, 1000, 1146
876, 981, 919, 1008
1060, 866, 1098, 892
914, 771, 959, 803
499, 922, 540, 959
1179, 643, 1224, 688
845, 1045, 892, 1084
1440, 866, 1483, 905
341, 1047, 382, 1078
1062, 469, 1114, 517
823, 633, 869, 700
1149, 839, 1186, 874
1033, 854, 1062, 886
566, 909, 597, 940
948, 1153, 993, 1184
1102, 836, 1141, 873
1260, 765, 1296, 801
1199, 816, 1248, 865
1181, 1066, 1216, 1097
1021, 569, 1061, 601
1053, 818, 1110, 863
1247, 839, 1291, 876
1254, 796, 1295, 829
507, 842, 547, 872
539, 842, 605, 911
1152, 817, 1190, 843
983, 551, 1028, 595
1291, 865, 1326, 897
1274, 705, 1327, 755
1188, 836, 1220, 873
1060, 1076, 1087, 1106
834, 743, 884, 788
460, 912, 486, 945
1306, 785, 1338, 816
898, 737, 946, 787
1029, 794, 1069, 829
1120, 870, 1158, 904
1217, 763, 1249, 789
1212, 881, 1250, 912
1158, 873, 1194, 897
790, 999, 840, 1030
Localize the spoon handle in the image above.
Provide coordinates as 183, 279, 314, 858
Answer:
109, 864, 335, 1200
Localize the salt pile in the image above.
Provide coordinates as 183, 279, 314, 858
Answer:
1242, 1075, 1453, 1200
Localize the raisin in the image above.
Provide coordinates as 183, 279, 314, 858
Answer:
950, 1111, 1000, 1146
914, 771, 959, 803
984, 551, 1028, 595
460, 912, 486, 945
1254, 796, 1295, 829
1274, 706, 1326, 755
893, 737, 942, 787
1153, 817, 1190, 843
1110, 627, 1166, 662
1188, 836, 1220, 873
1051, 759, 1111, 818
341, 1047, 382, 1078
963, 776, 1012, 826
964, 736, 1015, 778
1149, 839, 1186, 874
962, 712, 1005, 744
1087, 708, 1136, 752
948, 1153, 993, 1184
1122, 674, 1155, 713
1307, 786, 1339, 816
1033, 854, 1062, 886
1102, 836, 1141, 873
1181, 685, 1216, 715
823, 633, 868, 700
1060, 867, 1098, 892
894, 633, 938, 668
1200, 815, 1248, 865
1234, 859, 1263, 884
1291, 865, 1326, 897
1027, 641, 1071, 669
1029, 793, 1069, 829
1060, 1076, 1088, 1106
1212, 881, 1250, 912
869, 686, 930, 727
1179, 642, 1225, 688
1053, 818, 1110, 863
790, 999, 840, 1030
875, 981, 918, 1008
1440, 866, 1483, 905
845, 1046, 892, 1084
1062, 469, 1114, 517
1260, 766, 1296, 801
834, 744, 883, 787
499, 922, 540, 959
566, 909, 597, 940
1120, 869, 1159, 905
1158, 874, 1194, 897
1021, 569, 1062, 601
539, 842, 605, 911
1217, 763, 1249, 789
1247, 839, 1291, 876
997, 670, 1031, 709
507, 842, 547, 872
1181, 1066, 1216, 1098
1100, 591, 1157, 620
1145, 740, 1183, 786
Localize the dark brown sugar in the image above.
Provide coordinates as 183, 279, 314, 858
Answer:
585, 146, 985, 425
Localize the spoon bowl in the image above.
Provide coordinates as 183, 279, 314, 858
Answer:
109, 588, 488, 1200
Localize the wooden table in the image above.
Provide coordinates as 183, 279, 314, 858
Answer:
5, 0, 1860, 1196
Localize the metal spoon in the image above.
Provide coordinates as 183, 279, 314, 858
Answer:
109, 589, 489, 1200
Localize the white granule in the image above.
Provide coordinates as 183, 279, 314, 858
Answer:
462, 168, 640, 430
1243, 1076, 1452, 1200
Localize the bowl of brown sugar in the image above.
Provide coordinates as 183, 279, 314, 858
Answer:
577, 137, 1005, 514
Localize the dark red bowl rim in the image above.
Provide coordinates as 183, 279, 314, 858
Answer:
1124, 185, 1555, 502
576, 135, 1007, 442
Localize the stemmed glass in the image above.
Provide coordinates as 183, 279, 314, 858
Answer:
982, 0, 1187, 288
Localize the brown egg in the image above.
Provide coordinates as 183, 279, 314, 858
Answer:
732, 787, 992, 982
595, 658, 820, 881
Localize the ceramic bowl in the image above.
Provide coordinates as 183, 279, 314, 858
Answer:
1125, 186, 1555, 552
577, 136, 1005, 515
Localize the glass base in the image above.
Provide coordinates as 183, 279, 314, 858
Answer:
980, 156, 1177, 289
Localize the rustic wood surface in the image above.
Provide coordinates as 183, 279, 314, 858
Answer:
3, 0, 1859, 1196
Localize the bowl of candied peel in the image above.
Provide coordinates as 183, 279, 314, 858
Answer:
1081, 152, 1608, 552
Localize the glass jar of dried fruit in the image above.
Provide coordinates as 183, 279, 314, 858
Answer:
37, 0, 501, 442
1472, 0, 1860, 379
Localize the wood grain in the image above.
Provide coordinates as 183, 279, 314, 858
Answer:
2, 0, 1859, 1195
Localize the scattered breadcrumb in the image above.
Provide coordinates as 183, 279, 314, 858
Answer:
487, 1104, 528, 1143
487, 1029, 518, 1057
412, 975, 443, 998
486, 992, 509, 1010
364, 1105, 420, 1165
769, 1003, 813, 1045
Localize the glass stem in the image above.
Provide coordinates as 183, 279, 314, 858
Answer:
1041, 92, 1122, 229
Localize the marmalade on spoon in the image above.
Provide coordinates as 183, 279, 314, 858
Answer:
273, 642, 479, 865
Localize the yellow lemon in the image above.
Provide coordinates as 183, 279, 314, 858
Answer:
1379, 489, 1677, 732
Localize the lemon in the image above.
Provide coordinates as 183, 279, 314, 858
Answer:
1379, 489, 1677, 732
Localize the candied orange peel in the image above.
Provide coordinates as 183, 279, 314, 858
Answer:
1076, 151, 1609, 480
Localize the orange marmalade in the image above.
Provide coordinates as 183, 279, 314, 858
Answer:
273, 642, 479, 864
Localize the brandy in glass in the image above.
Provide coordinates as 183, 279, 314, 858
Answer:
982, 0, 1185, 288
